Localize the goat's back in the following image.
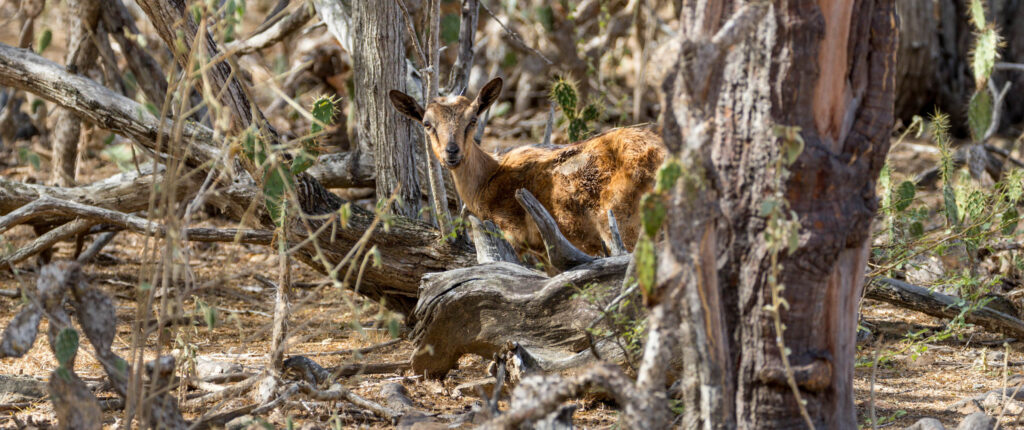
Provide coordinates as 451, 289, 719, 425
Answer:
482, 127, 665, 255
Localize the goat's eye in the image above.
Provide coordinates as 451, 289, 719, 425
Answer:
423, 121, 433, 130
468, 118, 478, 126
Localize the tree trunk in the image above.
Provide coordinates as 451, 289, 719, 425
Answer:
352, 0, 422, 218
895, 0, 1024, 133
50, 0, 100, 187
666, 1, 896, 428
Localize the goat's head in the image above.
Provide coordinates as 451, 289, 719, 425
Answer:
389, 78, 502, 168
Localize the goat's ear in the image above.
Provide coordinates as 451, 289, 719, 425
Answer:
389, 90, 424, 122
473, 77, 503, 115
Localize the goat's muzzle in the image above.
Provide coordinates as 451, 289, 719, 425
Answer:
445, 144, 461, 168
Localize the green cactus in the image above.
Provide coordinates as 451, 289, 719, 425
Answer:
37, 29, 52, 54
293, 95, 339, 175
54, 328, 79, 370
550, 77, 600, 142
238, 95, 339, 228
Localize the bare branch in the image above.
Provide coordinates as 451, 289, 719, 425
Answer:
0, 42, 220, 168
478, 1, 553, 66
983, 79, 1012, 142
297, 381, 400, 421
447, 0, 479, 95
995, 62, 1024, 72
0, 219, 93, 268
514, 189, 594, 271
0, 195, 273, 245
227, 3, 314, 55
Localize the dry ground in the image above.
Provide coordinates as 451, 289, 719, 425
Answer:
1, 131, 1022, 430
3, 2, 1024, 429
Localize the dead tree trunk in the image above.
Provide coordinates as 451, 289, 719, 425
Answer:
50, 0, 99, 187
353, 0, 422, 218
666, 1, 896, 428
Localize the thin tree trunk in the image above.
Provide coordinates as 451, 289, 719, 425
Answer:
50, 0, 100, 187
422, 0, 453, 235
666, 0, 896, 428
353, 0, 421, 218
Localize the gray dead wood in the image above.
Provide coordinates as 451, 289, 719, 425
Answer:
410, 255, 629, 377
514, 189, 595, 271
446, 0, 479, 96
605, 210, 627, 256
312, 338, 402, 356
0, 195, 273, 246
100, 0, 170, 110
468, 215, 519, 264
0, 219, 94, 268
0, 41, 475, 313
866, 278, 1024, 338
227, 2, 314, 55
307, 151, 376, 188
297, 381, 400, 422
480, 363, 634, 430
50, 0, 101, 188
76, 231, 118, 264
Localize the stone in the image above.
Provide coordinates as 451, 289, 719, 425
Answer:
904, 418, 946, 430
956, 412, 995, 430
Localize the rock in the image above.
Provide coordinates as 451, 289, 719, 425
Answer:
904, 418, 946, 430
949, 398, 984, 414
981, 392, 1003, 409
956, 412, 995, 430
1005, 400, 1024, 415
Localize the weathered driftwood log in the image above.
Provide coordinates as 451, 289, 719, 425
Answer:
410, 255, 630, 377
865, 278, 1024, 339
468, 215, 519, 265
409, 184, 637, 377
514, 189, 595, 271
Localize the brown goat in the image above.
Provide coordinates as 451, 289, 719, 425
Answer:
389, 78, 665, 256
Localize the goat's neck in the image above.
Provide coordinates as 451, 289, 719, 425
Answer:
451, 143, 499, 213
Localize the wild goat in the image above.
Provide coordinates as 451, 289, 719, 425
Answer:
389, 78, 665, 256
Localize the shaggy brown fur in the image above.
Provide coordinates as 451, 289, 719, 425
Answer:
390, 78, 665, 256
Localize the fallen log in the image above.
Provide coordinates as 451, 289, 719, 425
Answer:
865, 277, 1024, 339
411, 255, 630, 377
